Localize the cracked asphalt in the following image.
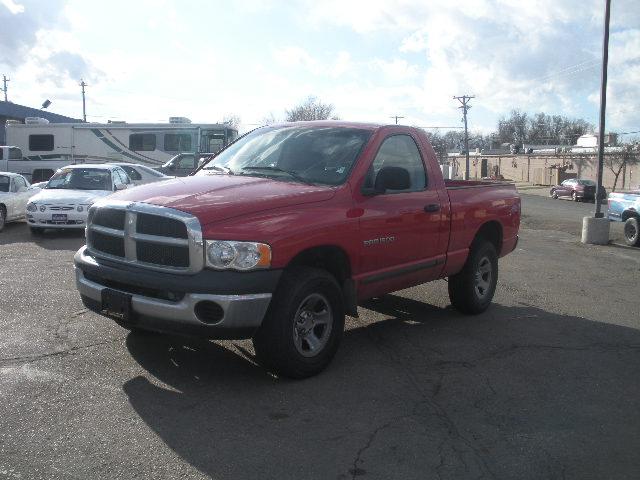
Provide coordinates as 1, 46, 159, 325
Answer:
1, 194, 639, 480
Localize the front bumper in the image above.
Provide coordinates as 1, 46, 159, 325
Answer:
74, 246, 280, 339
28, 209, 88, 229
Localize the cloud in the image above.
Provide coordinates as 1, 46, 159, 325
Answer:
0, 0, 68, 67
301, 0, 640, 131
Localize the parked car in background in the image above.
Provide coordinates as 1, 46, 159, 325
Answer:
26, 164, 132, 234
608, 191, 640, 246
74, 121, 520, 378
0, 172, 33, 231
550, 178, 606, 202
113, 163, 173, 186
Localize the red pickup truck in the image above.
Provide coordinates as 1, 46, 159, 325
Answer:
74, 122, 520, 378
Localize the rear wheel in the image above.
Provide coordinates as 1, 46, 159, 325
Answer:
448, 241, 498, 314
253, 266, 345, 379
572, 191, 579, 202
623, 217, 640, 247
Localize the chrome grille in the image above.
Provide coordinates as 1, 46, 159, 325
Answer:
86, 201, 204, 274
48, 206, 75, 211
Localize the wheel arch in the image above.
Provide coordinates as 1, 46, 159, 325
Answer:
472, 220, 503, 255
621, 209, 639, 222
285, 245, 356, 316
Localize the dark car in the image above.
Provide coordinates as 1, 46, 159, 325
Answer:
550, 178, 606, 202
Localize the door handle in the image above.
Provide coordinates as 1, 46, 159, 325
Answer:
424, 204, 440, 212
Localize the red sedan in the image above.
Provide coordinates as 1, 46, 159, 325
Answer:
550, 179, 606, 202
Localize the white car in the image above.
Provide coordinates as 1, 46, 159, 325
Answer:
0, 172, 33, 231
26, 164, 132, 234
113, 163, 173, 186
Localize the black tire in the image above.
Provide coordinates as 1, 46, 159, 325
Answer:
252, 266, 345, 379
572, 191, 579, 202
623, 217, 640, 247
30, 227, 44, 235
0, 206, 5, 232
448, 241, 498, 315
550, 189, 558, 199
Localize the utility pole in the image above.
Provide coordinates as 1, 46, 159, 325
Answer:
80, 79, 87, 122
594, 0, 611, 219
389, 115, 405, 125
453, 95, 474, 179
2, 75, 9, 102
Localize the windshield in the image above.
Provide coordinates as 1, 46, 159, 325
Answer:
578, 179, 596, 186
46, 168, 113, 191
199, 126, 372, 186
0, 175, 9, 193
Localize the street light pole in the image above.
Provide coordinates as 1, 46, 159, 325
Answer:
594, 0, 611, 218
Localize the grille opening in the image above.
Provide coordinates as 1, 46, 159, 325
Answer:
83, 271, 184, 302
137, 213, 188, 239
194, 301, 224, 324
136, 241, 189, 267
89, 231, 125, 257
93, 209, 126, 230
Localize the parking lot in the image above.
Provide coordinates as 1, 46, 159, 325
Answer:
1, 194, 639, 480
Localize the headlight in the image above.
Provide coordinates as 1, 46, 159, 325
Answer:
205, 240, 271, 270
26, 202, 37, 212
39, 205, 46, 212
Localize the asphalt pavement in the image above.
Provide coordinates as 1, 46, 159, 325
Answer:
1, 195, 639, 480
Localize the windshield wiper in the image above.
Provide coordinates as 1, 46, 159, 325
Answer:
241, 166, 315, 185
205, 165, 234, 174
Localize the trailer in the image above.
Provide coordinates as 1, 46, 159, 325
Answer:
2, 118, 238, 182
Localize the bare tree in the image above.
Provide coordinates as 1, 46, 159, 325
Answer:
285, 96, 337, 122
260, 112, 279, 126
605, 142, 640, 192
222, 114, 241, 129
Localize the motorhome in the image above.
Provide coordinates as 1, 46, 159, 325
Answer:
1, 117, 238, 182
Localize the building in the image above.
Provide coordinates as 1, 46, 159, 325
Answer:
0, 101, 81, 144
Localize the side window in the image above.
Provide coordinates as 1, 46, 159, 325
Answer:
177, 155, 195, 169
9, 148, 23, 160
367, 135, 427, 192
29, 134, 54, 151
129, 134, 156, 151
121, 165, 141, 181
164, 134, 192, 152
14, 176, 27, 189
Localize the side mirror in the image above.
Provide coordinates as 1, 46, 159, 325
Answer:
373, 166, 411, 193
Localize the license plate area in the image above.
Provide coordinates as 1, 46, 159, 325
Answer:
52, 213, 67, 223
101, 288, 134, 322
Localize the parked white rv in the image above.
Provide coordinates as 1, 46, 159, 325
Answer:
2, 118, 237, 182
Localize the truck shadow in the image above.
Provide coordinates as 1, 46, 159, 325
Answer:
123, 296, 640, 480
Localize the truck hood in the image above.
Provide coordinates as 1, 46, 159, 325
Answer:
30, 188, 113, 205
108, 174, 336, 225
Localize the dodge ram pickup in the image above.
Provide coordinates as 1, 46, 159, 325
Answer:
74, 121, 520, 378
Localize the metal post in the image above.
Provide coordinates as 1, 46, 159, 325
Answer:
595, 0, 611, 218
463, 110, 470, 179
2, 75, 9, 102
80, 80, 87, 122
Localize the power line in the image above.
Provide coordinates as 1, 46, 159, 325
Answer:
453, 95, 474, 179
2, 75, 9, 102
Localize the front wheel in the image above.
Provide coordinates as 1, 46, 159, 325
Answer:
253, 266, 345, 379
550, 189, 558, 199
572, 191, 579, 202
0, 207, 6, 231
448, 241, 498, 314
624, 217, 640, 247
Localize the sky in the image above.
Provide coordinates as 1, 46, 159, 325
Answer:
1, 0, 639, 139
